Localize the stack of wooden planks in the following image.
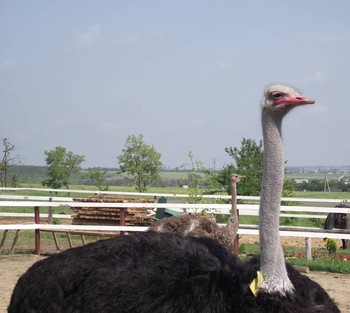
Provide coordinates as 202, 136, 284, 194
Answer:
72, 196, 155, 226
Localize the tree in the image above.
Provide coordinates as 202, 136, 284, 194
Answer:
179, 151, 208, 203
0, 138, 21, 187
208, 138, 264, 196
85, 168, 109, 191
224, 138, 264, 196
117, 134, 162, 192
42, 146, 85, 189
205, 163, 235, 194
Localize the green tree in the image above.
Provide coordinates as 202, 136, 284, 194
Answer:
179, 151, 208, 203
205, 163, 235, 194
85, 168, 109, 191
207, 138, 263, 196
225, 138, 264, 196
117, 134, 162, 192
42, 146, 85, 189
0, 138, 21, 187
209, 139, 298, 199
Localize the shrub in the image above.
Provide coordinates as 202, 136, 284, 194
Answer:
239, 243, 246, 254
325, 239, 337, 255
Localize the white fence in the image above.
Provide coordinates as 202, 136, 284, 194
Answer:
1, 187, 350, 255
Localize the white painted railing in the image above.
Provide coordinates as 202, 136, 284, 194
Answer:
1, 188, 350, 255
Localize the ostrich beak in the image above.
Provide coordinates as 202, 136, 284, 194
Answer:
275, 95, 315, 107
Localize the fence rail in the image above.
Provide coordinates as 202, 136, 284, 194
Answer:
1, 188, 350, 255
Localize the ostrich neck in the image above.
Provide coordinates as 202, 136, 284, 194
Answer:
259, 110, 293, 295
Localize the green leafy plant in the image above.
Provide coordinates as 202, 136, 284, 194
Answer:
179, 152, 208, 203
52, 218, 61, 225
325, 239, 337, 255
239, 243, 246, 255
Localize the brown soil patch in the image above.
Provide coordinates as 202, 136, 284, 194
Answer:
240, 234, 338, 249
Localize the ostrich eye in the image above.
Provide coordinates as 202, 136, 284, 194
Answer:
271, 92, 283, 99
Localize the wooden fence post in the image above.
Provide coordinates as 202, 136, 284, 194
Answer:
231, 174, 243, 256
305, 237, 312, 260
120, 208, 126, 235
34, 206, 41, 255
48, 192, 53, 224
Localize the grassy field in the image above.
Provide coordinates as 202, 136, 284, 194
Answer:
241, 243, 350, 273
291, 191, 350, 199
0, 230, 107, 255
3, 182, 350, 198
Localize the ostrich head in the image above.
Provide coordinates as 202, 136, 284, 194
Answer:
261, 84, 315, 115
231, 174, 244, 184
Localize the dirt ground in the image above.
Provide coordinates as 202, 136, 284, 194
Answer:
1, 252, 349, 313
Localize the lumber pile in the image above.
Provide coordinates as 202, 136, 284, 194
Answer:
72, 196, 155, 226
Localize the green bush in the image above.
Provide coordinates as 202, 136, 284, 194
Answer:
239, 243, 246, 254
325, 239, 337, 255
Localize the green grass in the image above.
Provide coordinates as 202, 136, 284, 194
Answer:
240, 243, 350, 273
0, 230, 110, 255
291, 191, 350, 200
0, 206, 73, 215
4, 182, 350, 199
4, 183, 190, 196
286, 173, 340, 180
286, 255, 350, 273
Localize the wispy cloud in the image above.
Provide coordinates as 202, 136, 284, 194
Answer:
55, 117, 74, 126
190, 117, 208, 127
111, 31, 169, 48
101, 122, 121, 131
294, 70, 328, 85
313, 104, 328, 115
73, 24, 101, 47
111, 32, 139, 48
299, 31, 350, 43
149, 31, 169, 42
0, 58, 17, 69
215, 62, 233, 71
312, 71, 327, 82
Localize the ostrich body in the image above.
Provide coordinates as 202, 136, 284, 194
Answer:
149, 174, 243, 254
8, 84, 340, 313
324, 203, 350, 249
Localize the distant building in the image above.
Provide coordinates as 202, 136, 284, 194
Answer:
292, 178, 309, 184
339, 175, 350, 185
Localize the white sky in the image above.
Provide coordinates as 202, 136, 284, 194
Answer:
1, 1, 349, 168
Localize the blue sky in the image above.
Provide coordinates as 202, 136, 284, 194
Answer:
1, 1, 349, 169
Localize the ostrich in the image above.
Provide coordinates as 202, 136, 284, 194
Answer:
8, 84, 340, 312
149, 174, 243, 254
324, 203, 350, 249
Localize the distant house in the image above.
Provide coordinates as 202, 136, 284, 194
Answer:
292, 178, 309, 184
339, 175, 350, 185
